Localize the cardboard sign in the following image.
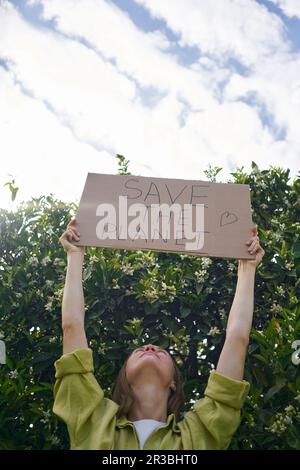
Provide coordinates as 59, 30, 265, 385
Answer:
73, 173, 255, 260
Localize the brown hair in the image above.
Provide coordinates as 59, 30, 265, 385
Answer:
111, 349, 186, 420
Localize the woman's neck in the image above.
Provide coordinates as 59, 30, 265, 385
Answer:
127, 382, 169, 422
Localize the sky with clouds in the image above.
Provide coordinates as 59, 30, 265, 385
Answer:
0, 0, 299, 211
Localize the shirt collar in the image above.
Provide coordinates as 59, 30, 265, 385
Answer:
116, 412, 179, 432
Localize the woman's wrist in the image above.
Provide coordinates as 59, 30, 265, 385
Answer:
67, 250, 85, 262
238, 259, 256, 275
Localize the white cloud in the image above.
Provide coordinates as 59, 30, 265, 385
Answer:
27, 0, 217, 109
0, 0, 299, 211
0, 65, 118, 210
134, 0, 289, 66
224, 54, 300, 149
269, 0, 300, 18
132, 0, 300, 174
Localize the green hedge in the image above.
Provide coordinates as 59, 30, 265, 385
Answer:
0, 161, 299, 449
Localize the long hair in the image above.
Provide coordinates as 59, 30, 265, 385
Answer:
111, 349, 186, 420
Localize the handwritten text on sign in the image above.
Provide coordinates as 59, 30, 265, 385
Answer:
73, 173, 255, 260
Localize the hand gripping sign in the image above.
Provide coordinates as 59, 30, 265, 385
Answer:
72, 173, 255, 260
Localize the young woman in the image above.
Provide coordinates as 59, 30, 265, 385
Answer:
53, 218, 265, 450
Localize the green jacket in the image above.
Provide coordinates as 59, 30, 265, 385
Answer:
52, 348, 250, 450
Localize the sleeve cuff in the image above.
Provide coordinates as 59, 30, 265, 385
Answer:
204, 369, 250, 410
54, 348, 94, 379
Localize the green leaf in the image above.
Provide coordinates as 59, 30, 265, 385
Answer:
180, 306, 191, 318
253, 354, 269, 365
264, 377, 286, 402
248, 343, 259, 354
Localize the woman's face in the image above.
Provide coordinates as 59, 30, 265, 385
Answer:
125, 344, 176, 391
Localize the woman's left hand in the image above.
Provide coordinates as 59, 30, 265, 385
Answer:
239, 223, 265, 269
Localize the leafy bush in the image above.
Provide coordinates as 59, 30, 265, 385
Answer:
0, 161, 299, 449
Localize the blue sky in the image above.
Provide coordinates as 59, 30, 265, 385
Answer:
0, 0, 299, 209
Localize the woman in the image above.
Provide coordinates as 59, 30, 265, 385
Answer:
53, 218, 265, 450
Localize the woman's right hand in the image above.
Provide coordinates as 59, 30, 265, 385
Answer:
59, 218, 85, 255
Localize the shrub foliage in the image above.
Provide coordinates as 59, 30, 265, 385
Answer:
0, 161, 299, 449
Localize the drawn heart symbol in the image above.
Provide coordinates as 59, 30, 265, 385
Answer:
220, 211, 238, 227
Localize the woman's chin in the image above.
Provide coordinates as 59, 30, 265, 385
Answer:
140, 355, 160, 363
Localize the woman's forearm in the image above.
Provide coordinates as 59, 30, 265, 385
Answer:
226, 261, 256, 342
216, 262, 256, 380
216, 225, 263, 380
61, 251, 85, 329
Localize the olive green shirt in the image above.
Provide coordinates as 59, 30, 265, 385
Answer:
52, 348, 250, 450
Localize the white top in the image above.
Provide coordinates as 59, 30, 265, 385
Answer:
132, 419, 166, 449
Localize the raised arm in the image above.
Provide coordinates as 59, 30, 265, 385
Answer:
59, 218, 88, 354
216, 224, 265, 381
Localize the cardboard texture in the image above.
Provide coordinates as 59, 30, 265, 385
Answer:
72, 173, 255, 260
